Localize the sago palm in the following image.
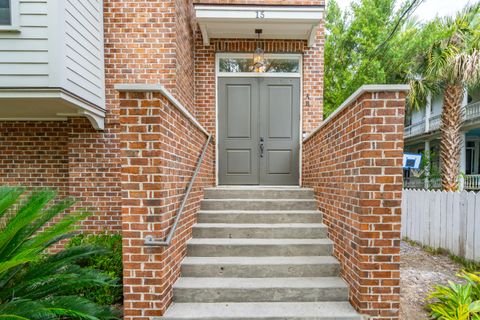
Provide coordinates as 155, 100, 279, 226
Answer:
408, 4, 480, 191
0, 186, 120, 320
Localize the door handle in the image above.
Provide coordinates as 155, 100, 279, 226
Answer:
260, 137, 264, 158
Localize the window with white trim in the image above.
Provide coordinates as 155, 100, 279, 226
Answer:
0, 0, 11, 25
219, 57, 300, 73
216, 54, 302, 77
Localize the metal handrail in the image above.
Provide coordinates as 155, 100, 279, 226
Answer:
145, 135, 212, 246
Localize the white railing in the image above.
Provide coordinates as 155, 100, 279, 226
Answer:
429, 114, 441, 131
402, 189, 480, 261
403, 177, 424, 189
404, 121, 425, 138
404, 177, 441, 189
465, 175, 480, 191
405, 101, 480, 138
465, 101, 480, 121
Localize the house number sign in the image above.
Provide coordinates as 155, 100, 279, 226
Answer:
256, 11, 265, 18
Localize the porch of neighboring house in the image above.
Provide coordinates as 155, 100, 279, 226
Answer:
404, 90, 480, 191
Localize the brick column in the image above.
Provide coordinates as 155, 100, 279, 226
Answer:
302, 85, 408, 320
118, 89, 214, 320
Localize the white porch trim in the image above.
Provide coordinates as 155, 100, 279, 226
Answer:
0, 88, 106, 130
194, 5, 324, 47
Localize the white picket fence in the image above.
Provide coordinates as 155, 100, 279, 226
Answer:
402, 189, 480, 261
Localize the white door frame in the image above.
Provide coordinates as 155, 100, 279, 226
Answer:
215, 52, 304, 186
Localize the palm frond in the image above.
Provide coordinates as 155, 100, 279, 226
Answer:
0, 187, 120, 320
0, 187, 24, 221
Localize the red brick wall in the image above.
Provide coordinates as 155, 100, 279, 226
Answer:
0, 119, 122, 233
119, 91, 215, 319
68, 118, 122, 232
194, 26, 325, 135
302, 87, 407, 320
104, 0, 196, 115
0, 121, 69, 197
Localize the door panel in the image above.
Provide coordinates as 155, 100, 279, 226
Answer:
219, 78, 260, 185
267, 85, 293, 139
259, 78, 300, 185
218, 77, 300, 185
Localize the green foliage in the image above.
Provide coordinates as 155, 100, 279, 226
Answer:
428, 272, 480, 319
449, 255, 480, 274
408, 3, 480, 111
0, 186, 119, 320
404, 237, 480, 272
66, 234, 123, 306
324, 0, 453, 116
403, 237, 447, 255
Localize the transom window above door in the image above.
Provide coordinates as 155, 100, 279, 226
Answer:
216, 54, 302, 77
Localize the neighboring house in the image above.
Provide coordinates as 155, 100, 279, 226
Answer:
404, 88, 480, 191
0, 1, 409, 320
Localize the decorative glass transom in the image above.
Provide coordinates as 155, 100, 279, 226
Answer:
217, 54, 302, 76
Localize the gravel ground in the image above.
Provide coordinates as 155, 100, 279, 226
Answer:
400, 241, 463, 320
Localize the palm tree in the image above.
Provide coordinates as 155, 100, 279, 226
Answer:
408, 4, 480, 191
0, 186, 120, 319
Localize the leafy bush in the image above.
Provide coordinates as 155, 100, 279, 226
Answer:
428, 272, 480, 319
66, 233, 123, 305
0, 186, 120, 319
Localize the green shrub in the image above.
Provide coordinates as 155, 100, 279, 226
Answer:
66, 233, 123, 306
0, 186, 119, 319
428, 272, 480, 319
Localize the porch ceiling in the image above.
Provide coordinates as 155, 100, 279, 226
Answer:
194, 5, 324, 47
0, 89, 105, 130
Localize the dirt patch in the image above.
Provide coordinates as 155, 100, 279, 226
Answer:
400, 241, 463, 320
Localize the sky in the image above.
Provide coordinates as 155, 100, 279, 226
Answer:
332, 0, 475, 21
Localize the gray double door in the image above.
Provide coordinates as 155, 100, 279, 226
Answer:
218, 77, 300, 185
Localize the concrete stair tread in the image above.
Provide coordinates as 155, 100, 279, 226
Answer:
182, 256, 339, 265
162, 302, 362, 319
193, 223, 326, 229
188, 238, 333, 245
204, 188, 315, 199
198, 210, 321, 214
202, 199, 317, 202
205, 187, 312, 190
174, 277, 348, 289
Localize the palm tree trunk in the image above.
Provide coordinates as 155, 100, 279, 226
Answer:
440, 83, 464, 191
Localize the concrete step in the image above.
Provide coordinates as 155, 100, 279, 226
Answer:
181, 256, 341, 278
173, 277, 349, 303
201, 199, 318, 211
192, 223, 328, 239
187, 238, 333, 257
204, 187, 315, 199
161, 302, 363, 320
197, 210, 323, 224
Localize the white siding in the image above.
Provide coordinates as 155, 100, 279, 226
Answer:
63, 0, 104, 106
410, 108, 424, 124
431, 92, 443, 116
0, 0, 49, 87
0, 0, 105, 107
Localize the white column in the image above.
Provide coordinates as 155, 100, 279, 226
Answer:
425, 93, 432, 132
475, 140, 480, 175
459, 132, 467, 191
462, 88, 469, 107
424, 140, 430, 189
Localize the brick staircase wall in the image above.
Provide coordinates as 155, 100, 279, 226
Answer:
302, 86, 408, 320
119, 90, 215, 319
